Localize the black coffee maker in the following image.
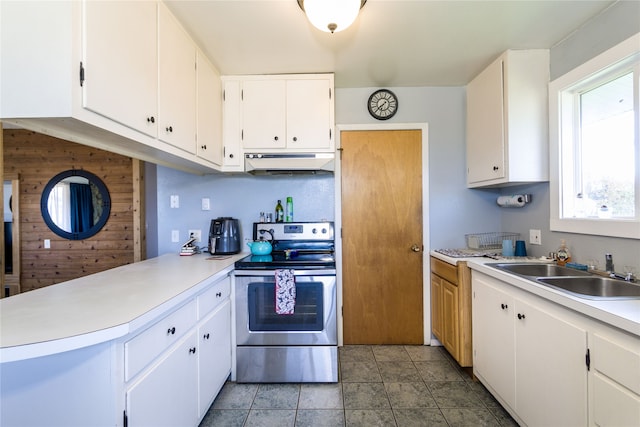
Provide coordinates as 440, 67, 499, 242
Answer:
209, 217, 241, 254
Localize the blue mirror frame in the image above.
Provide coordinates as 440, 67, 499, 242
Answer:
40, 169, 111, 240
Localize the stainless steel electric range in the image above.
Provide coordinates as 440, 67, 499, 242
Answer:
234, 221, 337, 383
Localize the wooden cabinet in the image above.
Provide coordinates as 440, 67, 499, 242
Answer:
0, 0, 222, 174
466, 49, 549, 187
225, 74, 334, 153
196, 50, 223, 166
473, 271, 590, 426
429, 257, 472, 367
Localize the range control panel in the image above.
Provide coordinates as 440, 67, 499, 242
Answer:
253, 222, 334, 241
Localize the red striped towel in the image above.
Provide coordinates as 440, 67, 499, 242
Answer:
275, 269, 296, 315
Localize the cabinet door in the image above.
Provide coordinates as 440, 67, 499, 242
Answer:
514, 298, 588, 426
126, 331, 198, 427
198, 301, 231, 417
82, 0, 158, 137
242, 80, 286, 149
286, 79, 332, 150
472, 276, 516, 409
196, 51, 223, 165
158, 3, 196, 153
221, 79, 243, 169
441, 279, 459, 360
430, 274, 443, 342
466, 57, 506, 184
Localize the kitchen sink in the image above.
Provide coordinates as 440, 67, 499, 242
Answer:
489, 263, 592, 278
536, 277, 640, 299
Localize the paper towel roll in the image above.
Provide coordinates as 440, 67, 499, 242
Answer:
497, 195, 527, 208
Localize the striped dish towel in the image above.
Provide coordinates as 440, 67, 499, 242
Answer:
275, 269, 296, 315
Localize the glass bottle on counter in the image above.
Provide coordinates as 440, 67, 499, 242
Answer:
275, 200, 284, 223
285, 197, 293, 222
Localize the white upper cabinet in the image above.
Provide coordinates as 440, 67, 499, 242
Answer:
0, 0, 222, 174
158, 3, 196, 153
221, 79, 244, 170
196, 50, 223, 166
466, 50, 549, 188
83, 0, 158, 137
233, 74, 335, 152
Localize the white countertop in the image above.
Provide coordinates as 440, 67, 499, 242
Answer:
466, 258, 640, 337
0, 252, 247, 363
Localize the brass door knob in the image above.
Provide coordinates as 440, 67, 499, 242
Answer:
411, 244, 421, 252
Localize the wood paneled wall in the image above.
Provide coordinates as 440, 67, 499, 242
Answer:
3, 129, 139, 292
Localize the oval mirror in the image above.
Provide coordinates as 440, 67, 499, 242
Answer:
40, 169, 111, 240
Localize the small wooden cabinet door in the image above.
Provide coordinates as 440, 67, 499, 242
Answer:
514, 298, 588, 426
286, 79, 332, 150
82, 0, 158, 137
196, 50, 223, 165
466, 57, 506, 184
430, 273, 443, 342
198, 300, 231, 417
241, 79, 286, 149
441, 279, 460, 361
157, 2, 196, 153
126, 331, 199, 427
472, 276, 516, 409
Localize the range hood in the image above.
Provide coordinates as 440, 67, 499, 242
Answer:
244, 153, 335, 175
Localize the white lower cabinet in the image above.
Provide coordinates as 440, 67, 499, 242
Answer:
198, 301, 231, 417
473, 272, 589, 426
124, 275, 232, 426
589, 327, 640, 426
126, 331, 199, 427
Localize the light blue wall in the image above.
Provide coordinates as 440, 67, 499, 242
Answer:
154, 169, 335, 255
501, 1, 640, 271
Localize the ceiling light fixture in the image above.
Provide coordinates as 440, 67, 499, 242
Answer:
297, 0, 367, 34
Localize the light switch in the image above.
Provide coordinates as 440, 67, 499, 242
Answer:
170, 195, 179, 208
44, 239, 51, 249
202, 198, 210, 211
171, 230, 179, 242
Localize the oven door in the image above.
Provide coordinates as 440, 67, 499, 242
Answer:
235, 270, 337, 346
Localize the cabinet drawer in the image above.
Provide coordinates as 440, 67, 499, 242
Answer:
198, 276, 231, 319
431, 257, 458, 285
592, 332, 640, 395
125, 299, 197, 381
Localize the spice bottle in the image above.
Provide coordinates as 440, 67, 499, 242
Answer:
275, 200, 284, 223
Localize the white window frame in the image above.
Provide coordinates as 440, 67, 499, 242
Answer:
549, 33, 640, 239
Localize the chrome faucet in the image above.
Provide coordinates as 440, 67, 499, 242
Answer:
605, 253, 614, 272
605, 253, 636, 282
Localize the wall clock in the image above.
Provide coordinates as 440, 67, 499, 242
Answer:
367, 89, 398, 120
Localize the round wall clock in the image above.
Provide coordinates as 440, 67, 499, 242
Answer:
367, 89, 398, 120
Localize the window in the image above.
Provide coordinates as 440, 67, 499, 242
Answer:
549, 33, 640, 239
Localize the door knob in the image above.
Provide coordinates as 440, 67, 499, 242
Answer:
411, 244, 421, 252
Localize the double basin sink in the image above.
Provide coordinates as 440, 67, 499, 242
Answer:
488, 263, 640, 300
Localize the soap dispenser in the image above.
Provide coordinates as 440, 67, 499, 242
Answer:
557, 240, 571, 266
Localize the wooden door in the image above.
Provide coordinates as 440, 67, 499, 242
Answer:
341, 129, 423, 344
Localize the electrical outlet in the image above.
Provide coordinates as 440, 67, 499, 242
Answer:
529, 229, 542, 245
188, 229, 202, 243
202, 198, 210, 211
170, 195, 179, 208
171, 230, 180, 242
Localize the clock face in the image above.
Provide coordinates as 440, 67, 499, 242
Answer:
368, 89, 398, 120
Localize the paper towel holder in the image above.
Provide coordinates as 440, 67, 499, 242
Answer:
497, 194, 531, 208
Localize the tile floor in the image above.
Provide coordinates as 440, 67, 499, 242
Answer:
199, 345, 518, 426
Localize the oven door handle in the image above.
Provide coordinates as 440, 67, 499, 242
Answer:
234, 269, 336, 277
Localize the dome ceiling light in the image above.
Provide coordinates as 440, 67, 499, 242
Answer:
297, 0, 367, 33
